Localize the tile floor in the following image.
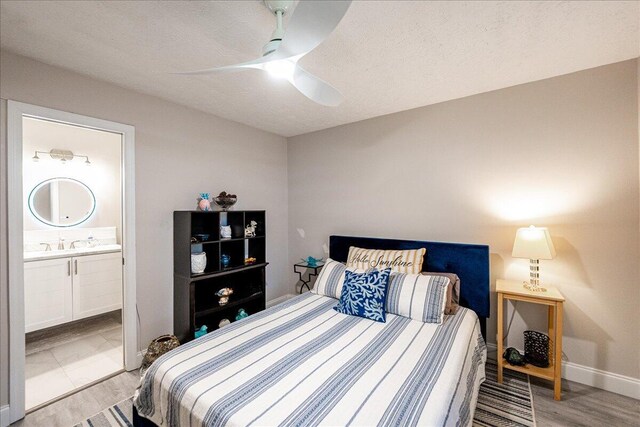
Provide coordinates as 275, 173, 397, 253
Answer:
25, 313, 124, 410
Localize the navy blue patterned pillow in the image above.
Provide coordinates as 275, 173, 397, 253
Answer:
334, 268, 391, 322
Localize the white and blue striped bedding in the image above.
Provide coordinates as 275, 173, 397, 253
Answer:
135, 292, 487, 427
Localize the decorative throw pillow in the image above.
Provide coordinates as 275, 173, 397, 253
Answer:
311, 258, 348, 299
334, 268, 391, 323
386, 273, 450, 323
422, 272, 460, 315
346, 246, 426, 274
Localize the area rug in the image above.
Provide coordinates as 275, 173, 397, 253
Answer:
474, 361, 536, 427
76, 361, 535, 427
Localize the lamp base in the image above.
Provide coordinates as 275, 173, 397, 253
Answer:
523, 281, 547, 292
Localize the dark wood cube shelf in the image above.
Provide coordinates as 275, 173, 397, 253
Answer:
173, 210, 267, 342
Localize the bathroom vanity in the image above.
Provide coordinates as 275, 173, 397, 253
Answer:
24, 245, 122, 332
24, 245, 123, 333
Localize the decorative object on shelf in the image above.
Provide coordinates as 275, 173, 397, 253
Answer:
213, 191, 237, 211
301, 256, 323, 267
220, 225, 232, 239
216, 287, 234, 305
191, 252, 207, 274
218, 318, 231, 328
140, 334, 180, 375
235, 308, 249, 320
245, 220, 258, 237
197, 193, 212, 211
221, 253, 231, 268
245, 257, 257, 265
194, 325, 208, 339
194, 233, 210, 242
503, 347, 526, 366
524, 330, 551, 368
512, 225, 556, 292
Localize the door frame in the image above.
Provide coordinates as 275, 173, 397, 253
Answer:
7, 100, 137, 422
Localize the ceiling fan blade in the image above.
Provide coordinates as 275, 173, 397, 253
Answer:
271, 0, 352, 61
173, 55, 274, 75
290, 65, 343, 107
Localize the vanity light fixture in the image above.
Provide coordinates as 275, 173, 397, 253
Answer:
31, 149, 91, 165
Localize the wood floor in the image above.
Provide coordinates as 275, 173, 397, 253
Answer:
12, 366, 639, 426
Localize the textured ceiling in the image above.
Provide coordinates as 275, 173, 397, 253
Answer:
1, 1, 638, 137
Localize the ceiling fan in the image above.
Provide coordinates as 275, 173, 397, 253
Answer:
176, 0, 352, 107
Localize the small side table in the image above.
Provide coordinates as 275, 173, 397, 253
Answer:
294, 262, 325, 293
496, 279, 565, 400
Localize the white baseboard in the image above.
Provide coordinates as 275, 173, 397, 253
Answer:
485, 343, 640, 399
562, 361, 640, 400
136, 350, 145, 367
0, 405, 10, 427
267, 293, 297, 308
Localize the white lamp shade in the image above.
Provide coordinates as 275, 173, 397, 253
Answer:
512, 226, 556, 260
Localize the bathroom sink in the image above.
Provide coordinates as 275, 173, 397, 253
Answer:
24, 244, 122, 261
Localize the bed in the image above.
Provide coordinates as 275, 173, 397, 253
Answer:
134, 235, 490, 427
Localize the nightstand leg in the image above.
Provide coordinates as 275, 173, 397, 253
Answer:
554, 302, 563, 400
497, 292, 504, 384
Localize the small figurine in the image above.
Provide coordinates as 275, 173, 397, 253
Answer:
197, 193, 212, 211
221, 254, 231, 268
194, 325, 208, 339
245, 220, 258, 237
235, 308, 249, 320
301, 256, 324, 267
244, 256, 257, 265
216, 287, 234, 305
220, 225, 232, 239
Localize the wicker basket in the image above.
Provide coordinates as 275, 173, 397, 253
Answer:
524, 330, 551, 368
140, 334, 180, 375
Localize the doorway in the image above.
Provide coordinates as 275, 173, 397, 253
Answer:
7, 101, 137, 423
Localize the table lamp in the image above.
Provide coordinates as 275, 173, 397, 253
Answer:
512, 225, 556, 292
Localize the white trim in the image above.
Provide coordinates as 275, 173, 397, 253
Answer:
7, 101, 25, 423
485, 343, 640, 399
267, 293, 297, 308
0, 405, 10, 427
562, 361, 640, 400
7, 101, 138, 423
137, 350, 146, 366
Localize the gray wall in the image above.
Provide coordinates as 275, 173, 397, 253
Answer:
0, 50, 289, 406
288, 60, 639, 380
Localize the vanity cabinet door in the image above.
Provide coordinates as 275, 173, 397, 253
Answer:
24, 258, 73, 333
72, 252, 123, 320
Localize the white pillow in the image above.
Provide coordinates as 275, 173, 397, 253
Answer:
311, 258, 347, 299
386, 273, 450, 324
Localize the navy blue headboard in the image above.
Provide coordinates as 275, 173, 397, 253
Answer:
329, 235, 490, 337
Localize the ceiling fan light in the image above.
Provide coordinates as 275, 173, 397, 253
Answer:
264, 60, 296, 80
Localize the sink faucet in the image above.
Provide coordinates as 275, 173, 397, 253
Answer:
70, 240, 85, 249
39, 243, 51, 251
58, 238, 65, 250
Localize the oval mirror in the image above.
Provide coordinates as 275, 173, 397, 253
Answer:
28, 177, 96, 227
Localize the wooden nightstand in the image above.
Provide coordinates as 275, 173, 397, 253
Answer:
496, 279, 565, 400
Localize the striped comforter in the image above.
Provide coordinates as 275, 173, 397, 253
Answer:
135, 293, 486, 427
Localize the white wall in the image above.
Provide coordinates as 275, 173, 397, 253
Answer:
288, 60, 640, 383
0, 50, 289, 407
22, 117, 122, 241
